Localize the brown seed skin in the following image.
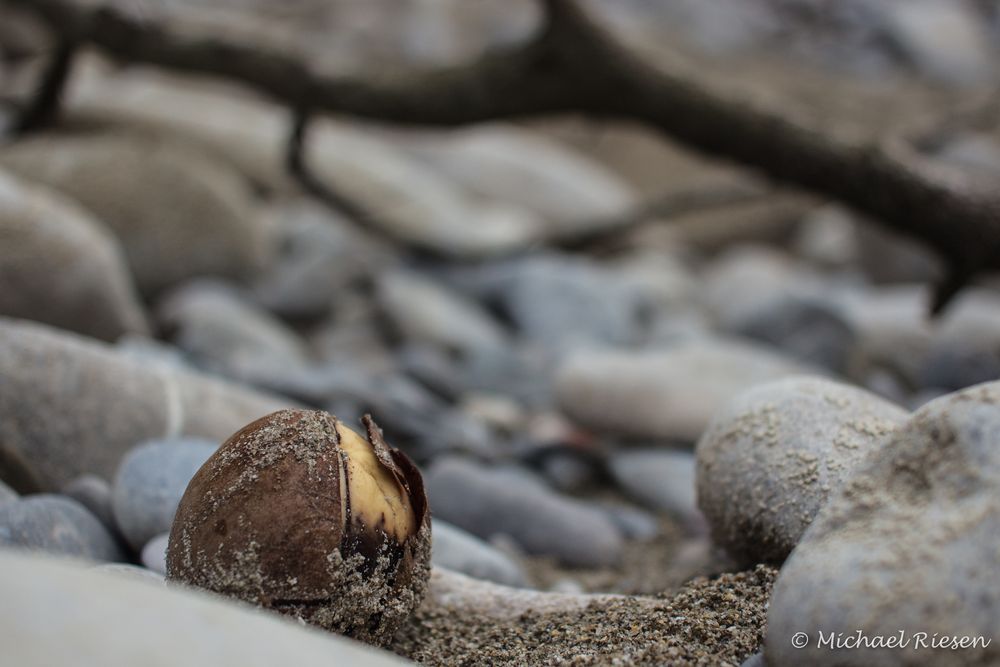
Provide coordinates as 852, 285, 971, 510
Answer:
165, 409, 431, 646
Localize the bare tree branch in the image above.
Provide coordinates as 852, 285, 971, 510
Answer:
4, 0, 1000, 309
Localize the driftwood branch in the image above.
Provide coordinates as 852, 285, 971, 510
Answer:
5, 0, 1000, 309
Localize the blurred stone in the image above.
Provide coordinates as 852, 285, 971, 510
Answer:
310, 122, 540, 258
431, 519, 528, 588
934, 132, 1000, 176
404, 123, 637, 238
158, 280, 309, 380
880, 0, 994, 85
792, 205, 859, 269
609, 449, 699, 525
253, 200, 388, 320
0, 551, 410, 666
920, 290, 1000, 391
61, 474, 116, 534
0, 134, 271, 295
0, 318, 291, 489
726, 294, 856, 373
556, 339, 813, 444
140, 532, 169, 575
112, 438, 216, 551
0, 168, 148, 341
425, 457, 624, 567
0, 479, 17, 507
0, 494, 124, 561
376, 269, 509, 357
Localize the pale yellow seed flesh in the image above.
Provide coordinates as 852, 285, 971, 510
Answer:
338, 424, 417, 543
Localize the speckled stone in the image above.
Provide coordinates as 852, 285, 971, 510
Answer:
112, 439, 216, 551
0, 494, 124, 562
767, 381, 1000, 666
697, 376, 908, 563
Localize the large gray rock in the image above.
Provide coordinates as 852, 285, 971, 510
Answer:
425, 457, 623, 567
0, 551, 409, 666
696, 377, 908, 564
556, 339, 814, 443
766, 381, 1000, 666
431, 519, 528, 588
112, 439, 217, 551
0, 318, 292, 489
0, 494, 124, 562
0, 169, 148, 341
0, 134, 271, 295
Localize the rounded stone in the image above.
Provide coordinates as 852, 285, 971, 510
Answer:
140, 532, 169, 575
425, 457, 623, 568
556, 339, 814, 444
0, 494, 124, 562
61, 474, 116, 533
0, 317, 292, 489
0, 169, 149, 341
696, 376, 908, 564
112, 438, 217, 551
766, 381, 1000, 666
431, 519, 528, 587
0, 133, 272, 295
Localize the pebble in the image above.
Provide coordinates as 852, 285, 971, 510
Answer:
424, 457, 624, 567
725, 293, 856, 373
879, 0, 993, 85
403, 124, 637, 238
309, 123, 540, 258
431, 519, 528, 588
767, 381, 1000, 666
253, 200, 388, 320
157, 279, 310, 380
0, 169, 149, 341
597, 502, 661, 541
0, 551, 409, 666
0, 317, 291, 489
376, 268, 510, 357
61, 474, 117, 534
919, 290, 1000, 391
140, 532, 169, 575
0, 494, 124, 562
556, 339, 813, 444
112, 438, 217, 551
489, 254, 646, 349
697, 376, 907, 564
0, 133, 272, 295
608, 449, 700, 527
